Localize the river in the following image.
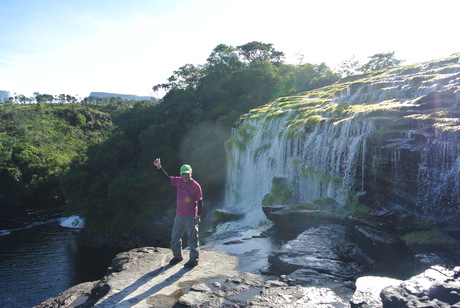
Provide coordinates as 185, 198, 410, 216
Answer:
0, 215, 122, 308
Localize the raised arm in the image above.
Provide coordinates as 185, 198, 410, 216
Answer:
154, 158, 170, 177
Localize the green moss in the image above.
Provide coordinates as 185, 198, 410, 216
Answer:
403, 229, 459, 251
278, 203, 346, 227
229, 122, 256, 151
301, 166, 342, 187
262, 177, 293, 206
286, 115, 324, 136
213, 210, 243, 224
394, 214, 432, 230
253, 144, 271, 160
281, 199, 340, 212
289, 203, 317, 211
229, 54, 459, 133
265, 108, 286, 119
395, 66, 422, 75
224, 137, 235, 152
258, 220, 271, 227
405, 110, 460, 133
262, 194, 274, 206
271, 177, 292, 203
311, 198, 340, 210
247, 95, 327, 124
346, 202, 372, 218
290, 158, 300, 168
406, 74, 433, 85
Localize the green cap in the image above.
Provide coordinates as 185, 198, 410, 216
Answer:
180, 164, 192, 174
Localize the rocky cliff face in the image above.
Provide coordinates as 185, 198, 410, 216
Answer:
225, 53, 460, 228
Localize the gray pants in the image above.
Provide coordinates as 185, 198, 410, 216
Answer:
170, 214, 199, 261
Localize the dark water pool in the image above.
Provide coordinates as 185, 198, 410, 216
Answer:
0, 220, 121, 308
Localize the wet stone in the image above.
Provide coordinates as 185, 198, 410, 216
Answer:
268, 224, 373, 300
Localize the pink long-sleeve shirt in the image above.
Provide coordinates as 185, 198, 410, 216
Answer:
170, 177, 203, 217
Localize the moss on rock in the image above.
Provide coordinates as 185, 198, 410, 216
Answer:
402, 229, 460, 253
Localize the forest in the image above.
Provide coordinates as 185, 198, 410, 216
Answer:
0, 41, 402, 238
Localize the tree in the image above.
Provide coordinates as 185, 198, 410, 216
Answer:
0, 103, 117, 212
65, 94, 77, 103
18, 94, 28, 104
206, 44, 242, 71
237, 41, 285, 64
34, 93, 54, 104
153, 64, 204, 92
337, 55, 361, 77
57, 94, 68, 104
359, 51, 404, 73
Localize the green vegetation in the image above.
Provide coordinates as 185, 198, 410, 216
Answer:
346, 202, 372, 218
1, 41, 342, 238
310, 198, 340, 210
337, 51, 404, 77
262, 177, 293, 206
213, 210, 243, 224
394, 214, 432, 231
402, 229, 459, 252
0, 102, 118, 211
280, 198, 340, 212
406, 110, 460, 133
231, 122, 257, 151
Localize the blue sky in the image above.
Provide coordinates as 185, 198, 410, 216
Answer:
1, 0, 459, 99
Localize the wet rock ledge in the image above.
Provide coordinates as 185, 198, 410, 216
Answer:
37, 244, 460, 308
36, 246, 349, 307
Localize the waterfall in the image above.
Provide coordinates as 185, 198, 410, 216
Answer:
225, 113, 295, 227
224, 54, 460, 227
416, 132, 460, 215
224, 110, 378, 227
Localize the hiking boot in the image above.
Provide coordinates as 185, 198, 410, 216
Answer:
184, 259, 198, 268
169, 257, 183, 265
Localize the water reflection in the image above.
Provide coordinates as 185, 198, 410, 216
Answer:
204, 227, 280, 273
0, 221, 121, 308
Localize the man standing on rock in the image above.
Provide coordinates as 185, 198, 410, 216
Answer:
154, 158, 203, 268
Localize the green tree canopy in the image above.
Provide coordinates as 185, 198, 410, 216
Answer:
237, 41, 285, 64
0, 103, 117, 212
359, 51, 404, 73
206, 44, 242, 71
337, 55, 361, 77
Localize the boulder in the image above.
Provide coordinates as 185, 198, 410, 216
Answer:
213, 209, 245, 225
35, 281, 97, 308
353, 225, 406, 260
380, 265, 460, 308
350, 276, 402, 308
179, 273, 350, 308
280, 268, 356, 299
268, 224, 373, 299
262, 205, 346, 238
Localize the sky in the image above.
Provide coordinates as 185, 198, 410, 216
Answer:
1, 0, 459, 99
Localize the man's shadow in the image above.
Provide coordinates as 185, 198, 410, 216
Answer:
91, 264, 191, 307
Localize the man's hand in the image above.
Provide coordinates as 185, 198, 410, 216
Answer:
194, 216, 200, 225
154, 158, 162, 169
